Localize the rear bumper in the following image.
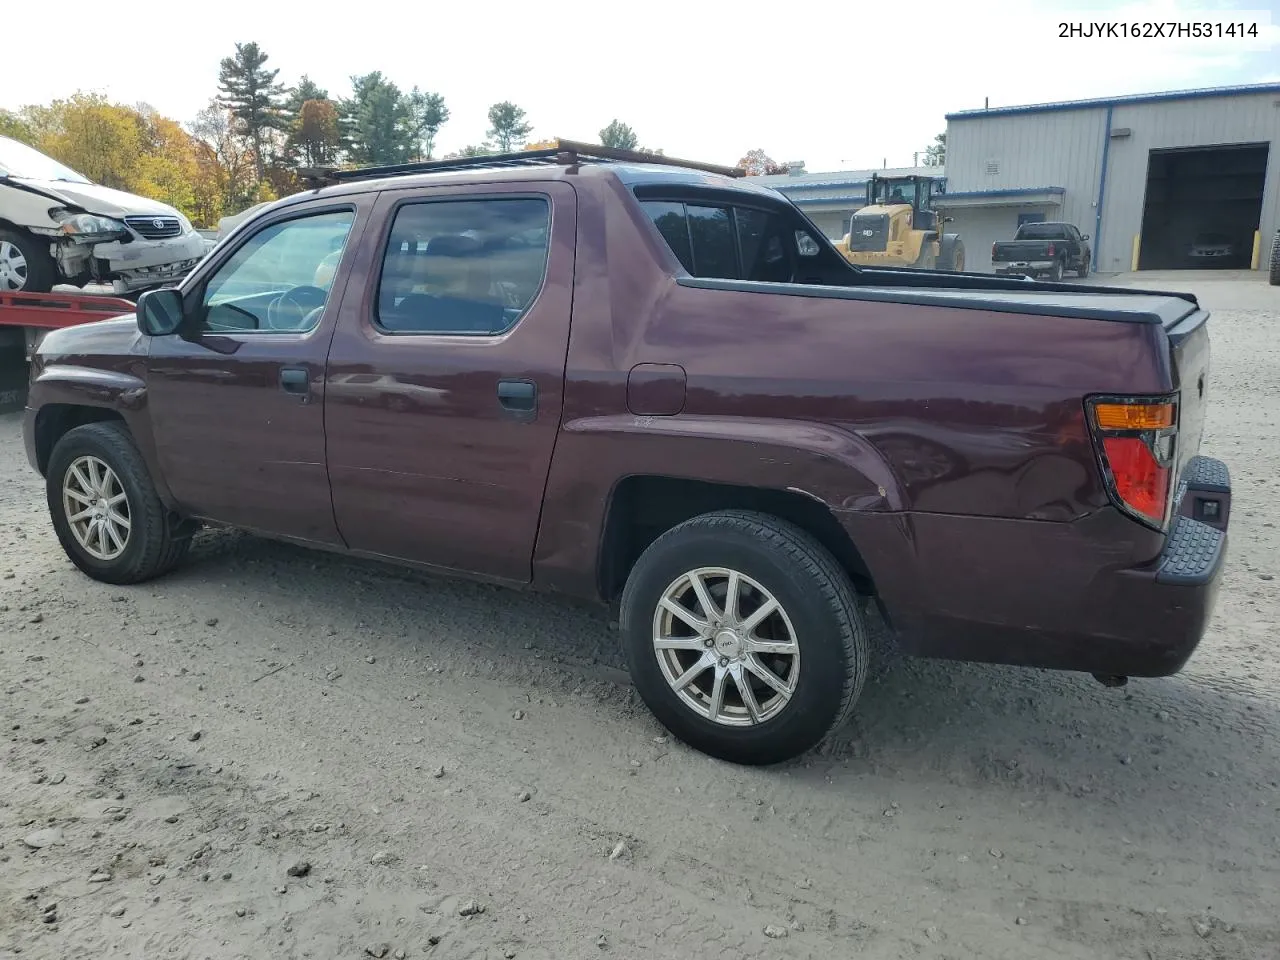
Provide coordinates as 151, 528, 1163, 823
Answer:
837, 455, 1231, 678
994, 260, 1055, 275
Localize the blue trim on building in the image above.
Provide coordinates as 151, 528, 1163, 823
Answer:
774, 180, 868, 192
946, 82, 1280, 121
940, 187, 1066, 199
1092, 105, 1113, 275
785, 195, 865, 205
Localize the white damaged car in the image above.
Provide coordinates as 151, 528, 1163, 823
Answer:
0, 135, 207, 295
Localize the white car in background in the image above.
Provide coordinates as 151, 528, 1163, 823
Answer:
0, 135, 207, 295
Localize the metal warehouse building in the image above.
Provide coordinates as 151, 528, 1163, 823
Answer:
940, 82, 1280, 274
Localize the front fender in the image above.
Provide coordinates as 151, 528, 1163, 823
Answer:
531, 413, 904, 598
25, 362, 174, 509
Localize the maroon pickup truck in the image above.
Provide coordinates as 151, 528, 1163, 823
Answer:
22, 141, 1231, 765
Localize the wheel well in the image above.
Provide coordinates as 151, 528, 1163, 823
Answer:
33, 405, 125, 475
598, 475, 876, 604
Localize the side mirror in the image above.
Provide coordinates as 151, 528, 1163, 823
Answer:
1081, 233, 1090, 240
943, 216, 954, 224
136, 288, 185, 337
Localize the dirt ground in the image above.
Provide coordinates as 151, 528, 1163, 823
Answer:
2, 271, 1277, 960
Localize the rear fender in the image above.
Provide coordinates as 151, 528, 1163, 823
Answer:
532, 414, 903, 599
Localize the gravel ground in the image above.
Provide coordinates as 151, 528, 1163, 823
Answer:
2, 271, 1277, 960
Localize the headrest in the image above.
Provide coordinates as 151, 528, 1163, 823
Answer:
425, 234, 482, 257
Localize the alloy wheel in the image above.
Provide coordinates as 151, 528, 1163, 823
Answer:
651, 566, 800, 726
62, 456, 132, 561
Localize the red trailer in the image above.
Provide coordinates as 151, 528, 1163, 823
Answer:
0, 290, 138, 361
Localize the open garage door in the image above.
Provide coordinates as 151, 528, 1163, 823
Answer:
1138, 144, 1268, 270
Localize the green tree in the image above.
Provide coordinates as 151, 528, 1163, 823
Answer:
486, 101, 532, 152
406, 88, 449, 160
217, 41, 287, 180
924, 131, 946, 167
598, 119, 638, 150
341, 72, 415, 166
23, 93, 145, 190
283, 75, 329, 126
0, 109, 34, 143
445, 143, 494, 158
134, 106, 200, 216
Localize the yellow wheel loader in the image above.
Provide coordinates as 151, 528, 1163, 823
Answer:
836, 174, 965, 271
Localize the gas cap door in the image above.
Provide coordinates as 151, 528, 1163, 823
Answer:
626, 363, 687, 416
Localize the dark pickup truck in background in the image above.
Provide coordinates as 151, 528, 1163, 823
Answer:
992, 221, 1092, 280
22, 142, 1230, 766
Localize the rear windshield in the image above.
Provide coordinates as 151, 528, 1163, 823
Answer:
1017, 223, 1071, 239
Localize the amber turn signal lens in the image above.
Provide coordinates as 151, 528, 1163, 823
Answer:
1093, 402, 1175, 430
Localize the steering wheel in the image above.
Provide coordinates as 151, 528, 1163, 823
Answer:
265, 285, 328, 331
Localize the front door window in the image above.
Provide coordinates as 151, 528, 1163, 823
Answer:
199, 209, 356, 334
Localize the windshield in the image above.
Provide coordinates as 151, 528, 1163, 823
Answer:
0, 136, 92, 183
869, 179, 918, 206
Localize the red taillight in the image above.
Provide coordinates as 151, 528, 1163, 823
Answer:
1101, 437, 1170, 522
1088, 397, 1178, 528
992, 242, 997, 258
1047, 242, 1056, 256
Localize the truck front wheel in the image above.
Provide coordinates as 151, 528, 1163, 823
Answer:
0, 229, 57, 293
46, 421, 194, 584
619, 510, 869, 765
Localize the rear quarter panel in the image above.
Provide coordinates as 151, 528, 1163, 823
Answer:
532, 175, 1176, 598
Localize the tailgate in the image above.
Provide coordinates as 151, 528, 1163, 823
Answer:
992, 241, 1050, 261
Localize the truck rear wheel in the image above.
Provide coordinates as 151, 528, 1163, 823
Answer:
1049, 258, 1064, 282
0, 229, 56, 293
46, 421, 194, 584
1269, 231, 1279, 286
618, 510, 868, 765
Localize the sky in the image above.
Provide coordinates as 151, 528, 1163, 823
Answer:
5, 0, 1279, 172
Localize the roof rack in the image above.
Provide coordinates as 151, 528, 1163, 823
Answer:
297, 139, 745, 188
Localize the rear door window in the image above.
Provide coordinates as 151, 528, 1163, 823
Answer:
374, 197, 550, 336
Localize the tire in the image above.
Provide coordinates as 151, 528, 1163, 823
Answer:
937, 236, 965, 272
0, 228, 57, 294
1049, 258, 1064, 282
1076, 253, 1090, 278
1269, 233, 1280, 286
46, 421, 194, 584
619, 509, 869, 765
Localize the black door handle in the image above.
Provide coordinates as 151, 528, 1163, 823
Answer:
497, 379, 537, 414
280, 367, 309, 396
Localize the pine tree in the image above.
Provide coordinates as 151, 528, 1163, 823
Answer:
216, 42, 287, 180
